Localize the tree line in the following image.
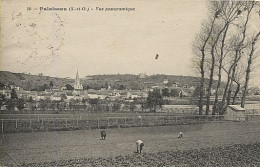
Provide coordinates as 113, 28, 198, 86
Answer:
193, 1, 260, 115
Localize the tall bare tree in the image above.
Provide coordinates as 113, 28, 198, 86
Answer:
206, 1, 244, 115
241, 30, 260, 107
226, 2, 256, 106
192, 14, 217, 115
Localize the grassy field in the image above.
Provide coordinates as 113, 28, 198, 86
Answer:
1, 122, 260, 166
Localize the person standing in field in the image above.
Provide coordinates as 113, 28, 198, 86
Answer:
178, 132, 184, 138
136, 140, 144, 154
101, 130, 106, 140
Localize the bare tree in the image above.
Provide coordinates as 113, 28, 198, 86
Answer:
192, 14, 217, 115
241, 30, 260, 107
226, 2, 256, 106
205, 1, 244, 115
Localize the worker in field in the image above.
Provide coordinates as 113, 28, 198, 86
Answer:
178, 132, 184, 138
100, 130, 106, 140
136, 139, 144, 154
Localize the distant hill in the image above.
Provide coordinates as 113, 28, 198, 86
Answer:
0, 71, 223, 91
0, 71, 74, 90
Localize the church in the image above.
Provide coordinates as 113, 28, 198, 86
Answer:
74, 70, 83, 91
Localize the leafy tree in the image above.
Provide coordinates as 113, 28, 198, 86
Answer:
146, 89, 163, 112
57, 101, 66, 112
11, 89, 18, 99
162, 88, 170, 97
82, 98, 87, 110
17, 98, 25, 111
28, 96, 34, 103
69, 99, 77, 111
0, 82, 5, 89
39, 99, 50, 110
129, 103, 136, 112
170, 89, 179, 97
0, 94, 6, 109
65, 84, 74, 90
83, 84, 90, 90
6, 99, 15, 111
112, 100, 121, 112
88, 98, 101, 112
192, 87, 200, 97
49, 81, 54, 88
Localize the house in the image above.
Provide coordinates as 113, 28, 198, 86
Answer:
37, 92, 51, 101
224, 105, 246, 121
126, 91, 146, 99
0, 89, 11, 99
139, 73, 147, 79
163, 79, 168, 85
50, 92, 62, 101
65, 91, 74, 100
96, 91, 108, 99
88, 92, 99, 99
172, 82, 180, 88
16, 90, 29, 99
28, 91, 38, 100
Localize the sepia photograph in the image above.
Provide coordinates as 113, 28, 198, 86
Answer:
1, 0, 260, 166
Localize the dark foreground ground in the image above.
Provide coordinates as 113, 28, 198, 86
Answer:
1, 121, 260, 166
17, 143, 260, 167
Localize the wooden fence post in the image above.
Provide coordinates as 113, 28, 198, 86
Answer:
29, 117, 32, 128
125, 118, 127, 126
38, 115, 40, 122
107, 118, 110, 128
41, 118, 44, 127
162, 117, 165, 125
76, 117, 79, 127
116, 118, 119, 128
140, 117, 143, 126
66, 118, 68, 128
2, 119, 3, 134
16, 119, 18, 128
98, 118, 99, 129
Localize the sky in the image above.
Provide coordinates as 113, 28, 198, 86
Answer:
1, 0, 260, 86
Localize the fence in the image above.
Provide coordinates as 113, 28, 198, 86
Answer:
0, 115, 226, 133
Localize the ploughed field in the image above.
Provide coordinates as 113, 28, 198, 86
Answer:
1, 122, 260, 166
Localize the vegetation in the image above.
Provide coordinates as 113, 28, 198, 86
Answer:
146, 89, 163, 112
192, 1, 260, 115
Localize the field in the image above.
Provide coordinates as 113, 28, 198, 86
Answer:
1, 121, 260, 166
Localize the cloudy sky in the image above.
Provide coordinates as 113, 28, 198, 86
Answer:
1, 0, 260, 86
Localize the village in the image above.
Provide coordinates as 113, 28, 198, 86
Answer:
0, 71, 202, 113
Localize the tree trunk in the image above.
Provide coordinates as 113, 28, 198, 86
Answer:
241, 31, 260, 107
213, 25, 229, 115
206, 24, 228, 115
198, 17, 217, 115
232, 83, 240, 105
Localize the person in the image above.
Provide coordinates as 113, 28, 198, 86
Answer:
100, 130, 106, 140
178, 132, 184, 138
136, 140, 144, 154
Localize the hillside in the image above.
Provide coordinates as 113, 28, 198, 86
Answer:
0, 71, 74, 90
0, 71, 222, 91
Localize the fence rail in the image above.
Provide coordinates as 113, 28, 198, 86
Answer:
0, 115, 227, 133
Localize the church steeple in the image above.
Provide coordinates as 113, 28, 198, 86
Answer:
74, 70, 83, 91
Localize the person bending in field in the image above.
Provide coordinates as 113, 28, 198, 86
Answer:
178, 132, 184, 138
136, 140, 144, 154
101, 130, 106, 140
